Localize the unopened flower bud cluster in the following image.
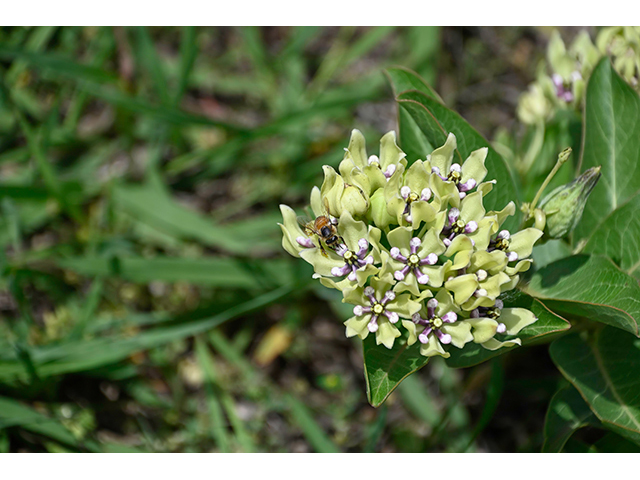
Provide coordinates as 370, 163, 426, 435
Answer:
279, 130, 542, 358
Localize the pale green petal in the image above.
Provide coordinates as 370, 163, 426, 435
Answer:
279, 204, 309, 258
442, 322, 473, 348
444, 274, 478, 305
402, 320, 418, 346
344, 128, 368, 169
387, 226, 413, 253
300, 247, 342, 276
420, 334, 449, 358
337, 210, 368, 251
310, 187, 323, 218
354, 264, 379, 286
501, 274, 520, 292
470, 250, 508, 276
368, 189, 395, 229
471, 217, 497, 251
509, 228, 543, 259
481, 337, 522, 351
477, 180, 496, 197
481, 272, 511, 299
388, 196, 407, 224
342, 286, 367, 306
460, 191, 486, 224
345, 315, 370, 340
280, 223, 302, 258
319, 276, 359, 296
362, 165, 387, 193
434, 288, 459, 313
430, 174, 460, 210
505, 259, 532, 276
488, 201, 516, 228
347, 168, 372, 196
387, 294, 422, 318
384, 163, 406, 203
393, 275, 420, 296
379, 131, 407, 169
341, 184, 369, 218
500, 308, 538, 335
405, 160, 430, 194
417, 225, 446, 257
465, 318, 498, 343
429, 132, 457, 174
321, 166, 345, 217
420, 263, 447, 288
460, 295, 495, 311
410, 201, 438, 229
461, 147, 488, 184
376, 320, 401, 349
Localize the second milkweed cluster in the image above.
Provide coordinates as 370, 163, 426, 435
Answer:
279, 130, 543, 358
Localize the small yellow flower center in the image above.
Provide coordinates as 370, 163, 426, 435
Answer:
488, 307, 501, 319
373, 303, 384, 315
432, 317, 443, 328
452, 219, 466, 234
448, 170, 461, 183
343, 251, 354, 261
408, 254, 420, 266
496, 238, 510, 250
408, 192, 419, 203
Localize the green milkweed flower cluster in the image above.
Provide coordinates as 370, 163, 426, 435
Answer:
517, 27, 640, 125
279, 131, 543, 358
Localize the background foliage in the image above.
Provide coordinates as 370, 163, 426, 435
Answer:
1, 26, 638, 453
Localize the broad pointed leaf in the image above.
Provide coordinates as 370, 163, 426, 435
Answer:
574, 59, 640, 243
542, 385, 599, 453
584, 191, 640, 280
525, 254, 640, 336
445, 290, 571, 368
363, 330, 429, 408
364, 290, 570, 403
550, 327, 640, 446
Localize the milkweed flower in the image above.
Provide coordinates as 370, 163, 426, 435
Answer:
280, 131, 542, 358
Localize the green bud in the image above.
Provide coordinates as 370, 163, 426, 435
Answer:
539, 166, 602, 239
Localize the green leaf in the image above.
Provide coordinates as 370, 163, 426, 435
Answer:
525, 255, 640, 336
364, 290, 570, 404
57, 256, 295, 289
542, 385, 599, 453
584, 191, 640, 280
445, 290, 571, 368
283, 394, 339, 453
363, 330, 429, 408
113, 182, 279, 255
550, 327, 640, 446
574, 59, 640, 243
392, 87, 521, 231
385, 66, 440, 100
0, 396, 99, 452
0, 286, 292, 382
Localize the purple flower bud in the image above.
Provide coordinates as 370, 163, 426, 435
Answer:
296, 236, 314, 248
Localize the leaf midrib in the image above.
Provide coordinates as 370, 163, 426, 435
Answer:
591, 331, 640, 432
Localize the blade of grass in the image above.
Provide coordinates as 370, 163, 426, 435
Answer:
174, 26, 198, 105
194, 337, 230, 452
283, 393, 339, 453
0, 285, 293, 382
0, 396, 100, 452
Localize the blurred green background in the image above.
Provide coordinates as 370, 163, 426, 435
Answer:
0, 26, 591, 452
